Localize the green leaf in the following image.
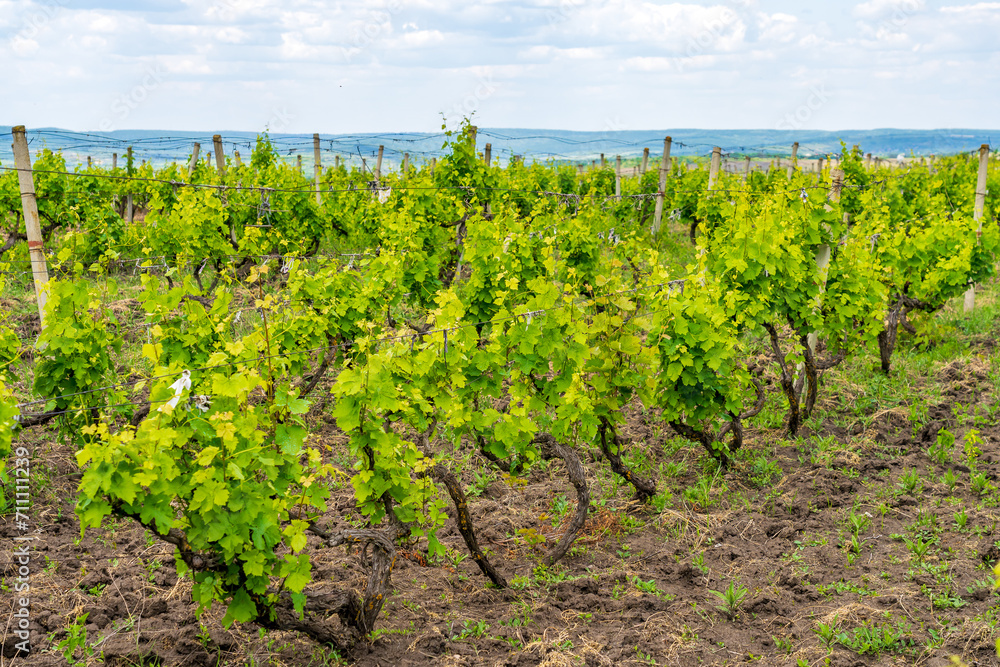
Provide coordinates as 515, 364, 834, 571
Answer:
222, 588, 257, 626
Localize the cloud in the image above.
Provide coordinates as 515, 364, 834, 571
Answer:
0, 0, 997, 132
940, 1, 1000, 12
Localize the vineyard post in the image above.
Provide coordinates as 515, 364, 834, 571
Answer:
233, 150, 242, 167
615, 155, 622, 198
743, 156, 751, 180
87, 156, 92, 169
964, 143, 990, 312
112, 153, 118, 169
375, 145, 384, 180
126, 146, 134, 224
640, 147, 649, 175
652, 136, 672, 234
708, 147, 722, 190
817, 157, 824, 174
296, 155, 303, 174
187, 142, 200, 179
431, 157, 436, 177
402, 153, 409, 174
786, 142, 799, 179
600, 153, 606, 169
11, 126, 51, 330
313, 133, 322, 205
334, 155, 340, 169
212, 134, 226, 178
865, 153, 872, 170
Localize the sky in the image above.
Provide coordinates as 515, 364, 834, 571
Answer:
2, 0, 999, 133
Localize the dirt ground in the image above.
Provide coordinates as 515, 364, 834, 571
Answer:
2, 334, 999, 666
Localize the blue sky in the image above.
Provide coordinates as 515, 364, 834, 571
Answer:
2, 0, 998, 132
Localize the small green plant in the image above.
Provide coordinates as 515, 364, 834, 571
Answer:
773, 635, 794, 654
635, 646, 658, 665
708, 580, 748, 619
942, 468, 959, 490
954, 508, 969, 529
846, 510, 871, 537
904, 535, 933, 561
897, 468, 922, 495
928, 428, 954, 465
632, 576, 672, 598
692, 552, 709, 575
963, 429, 983, 465
833, 618, 915, 656
451, 619, 490, 640
57, 614, 93, 666
814, 616, 839, 647
971, 471, 995, 496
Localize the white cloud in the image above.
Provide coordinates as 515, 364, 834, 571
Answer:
0, 1, 996, 132
940, 1, 1000, 12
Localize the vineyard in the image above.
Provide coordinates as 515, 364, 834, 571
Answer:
1, 123, 999, 666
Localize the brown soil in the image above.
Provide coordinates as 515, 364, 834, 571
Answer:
2, 355, 999, 667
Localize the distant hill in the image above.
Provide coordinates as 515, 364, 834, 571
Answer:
1, 126, 994, 168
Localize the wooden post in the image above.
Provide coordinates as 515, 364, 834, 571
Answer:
87, 156, 92, 169
615, 155, 622, 198
591, 159, 596, 171
640, 148, 649, 175
313, 133, 322, 205
212, 134, 226, 178
375, 145, 384, 180
484, 143, 491, 165
431, 157, 436, 176
112, 153, 118, 169
296, 154, 303, 174
11, 126, 51, 329
786, 142, 799, 179
865, 153, 872, 170
402, 153, 409, 174
743, 156, 751, 180
188, 142, 200, 178
964, 144, 991, 312
126, 146, 134, 224
335, 155, 340, 169
233, 150, 242, 167
817, 157, 824, 174
652, 136, 672, 234
708, 146, 722, 190
831, 169, 844, 203
600, 153, 606, 169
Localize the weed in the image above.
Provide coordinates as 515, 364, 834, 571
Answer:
451, 619, 489, 640
708, 580, 748, 619
772, 635, 793, 654
897, 468, 922, 495
632, 576, 673, 599
928, 428, 954, 465
57, 614, 93, 666
833, 618, 915, 656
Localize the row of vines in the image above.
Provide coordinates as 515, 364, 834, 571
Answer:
1, 123, 997, 643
